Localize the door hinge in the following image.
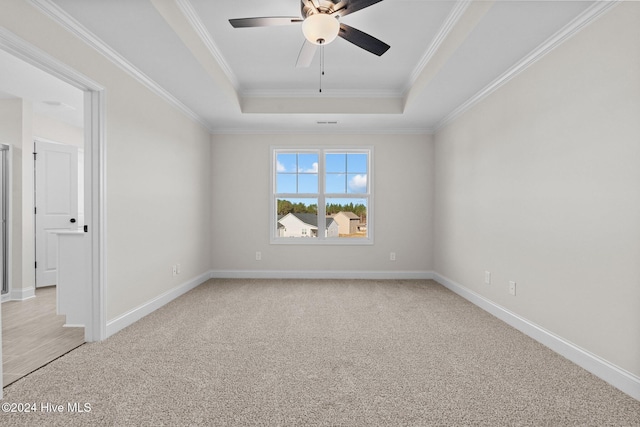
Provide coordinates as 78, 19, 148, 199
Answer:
84, 225, 88, 233
33, 152, 37, 160
34, 206, 37, 214
35, 262, 37, 269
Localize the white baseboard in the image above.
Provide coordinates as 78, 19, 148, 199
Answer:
9, 287, 35, 301
106, 271, 211, 338
210, 270, 435, 280
433, 272, 640, 401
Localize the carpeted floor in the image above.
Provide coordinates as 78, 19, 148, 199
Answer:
1, 279, 639, 426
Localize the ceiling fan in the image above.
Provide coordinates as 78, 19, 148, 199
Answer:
229, 0, 390, 68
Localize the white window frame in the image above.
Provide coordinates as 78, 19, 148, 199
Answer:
270, 146, 373, 245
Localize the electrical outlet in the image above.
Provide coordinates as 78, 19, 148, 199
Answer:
176, 264, 181, 275
390, 252, 396, 261
172, 265, 177, 276
255, 251, 261, 261
508, 281, 516, 296
484, 271, 491, 285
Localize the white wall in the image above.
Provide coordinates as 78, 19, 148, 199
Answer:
0, 99, 24, 296
1, 2, 212, 323
0, 98, 35, 298
211, 133, 434, 277
433, 2, 640, 378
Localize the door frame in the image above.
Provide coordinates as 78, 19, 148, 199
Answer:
0, 28, 106, 343
0, 144, 9, 300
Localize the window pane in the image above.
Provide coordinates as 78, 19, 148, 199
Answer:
326, 198, 367, 238
347, 153, 367, 173
326, 153, 346, 173
276, 152, 318, 194
347, 173, 367, 193
276, 198, 319, 238
298, 174, 318, 193
326, 152, 368, 195
298, 154, 318, 173
276, 153, 296, 173
326, 173, 345, 194
276, 173, 296, 193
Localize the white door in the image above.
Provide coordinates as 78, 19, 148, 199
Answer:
35, 140, 78, 288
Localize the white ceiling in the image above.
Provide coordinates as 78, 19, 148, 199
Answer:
19, 0, 601, 133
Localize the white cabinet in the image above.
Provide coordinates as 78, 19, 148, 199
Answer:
55, 230, 88, 329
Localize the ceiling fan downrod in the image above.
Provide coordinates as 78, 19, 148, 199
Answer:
319, 39, 325, 93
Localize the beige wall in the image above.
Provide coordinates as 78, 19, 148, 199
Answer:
211, 133, 434, 275
1, 1, 212, 321
33, 113, 83, 148
433, 2, 640, 377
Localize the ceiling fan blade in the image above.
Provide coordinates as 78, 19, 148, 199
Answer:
332, 0, 384, 17
229, 17, 303, 28
296, 40, 318, 68
338, 24, 390, 56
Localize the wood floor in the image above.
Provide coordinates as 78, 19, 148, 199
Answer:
2, 286, 85, 387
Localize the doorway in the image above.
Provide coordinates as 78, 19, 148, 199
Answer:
0, 29, 105, 398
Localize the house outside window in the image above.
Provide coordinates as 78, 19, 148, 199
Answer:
271, 147, 372, 245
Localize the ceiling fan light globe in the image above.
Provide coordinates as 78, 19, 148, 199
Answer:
302, 13, 339, 45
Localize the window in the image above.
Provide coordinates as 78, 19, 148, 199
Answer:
272, 147, 372, 244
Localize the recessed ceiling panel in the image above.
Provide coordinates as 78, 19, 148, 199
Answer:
194, 0, 456, 95
40, 0, 607, 133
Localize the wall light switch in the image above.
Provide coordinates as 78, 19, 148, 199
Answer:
508, 281, 516, 296
390, 252, 396, 261
255, 251, 261, 261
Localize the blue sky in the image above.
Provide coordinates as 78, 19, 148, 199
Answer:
276, 152, 368, 196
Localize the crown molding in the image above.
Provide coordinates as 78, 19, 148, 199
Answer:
175, 0, 239, 90
240, 88, 401, 99
435, 0, 621, 132
28, 0, 212, 131
403, 0, 472, 96
210, 127, 434, 136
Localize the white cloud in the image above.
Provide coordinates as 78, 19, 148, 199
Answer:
277, 161, 286, 172
299, 162, 318, 173
349, 174, 367, 192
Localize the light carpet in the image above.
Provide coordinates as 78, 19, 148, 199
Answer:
2, 279, 639, 426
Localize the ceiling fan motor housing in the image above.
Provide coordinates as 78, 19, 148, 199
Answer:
301, 0, 343, 18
